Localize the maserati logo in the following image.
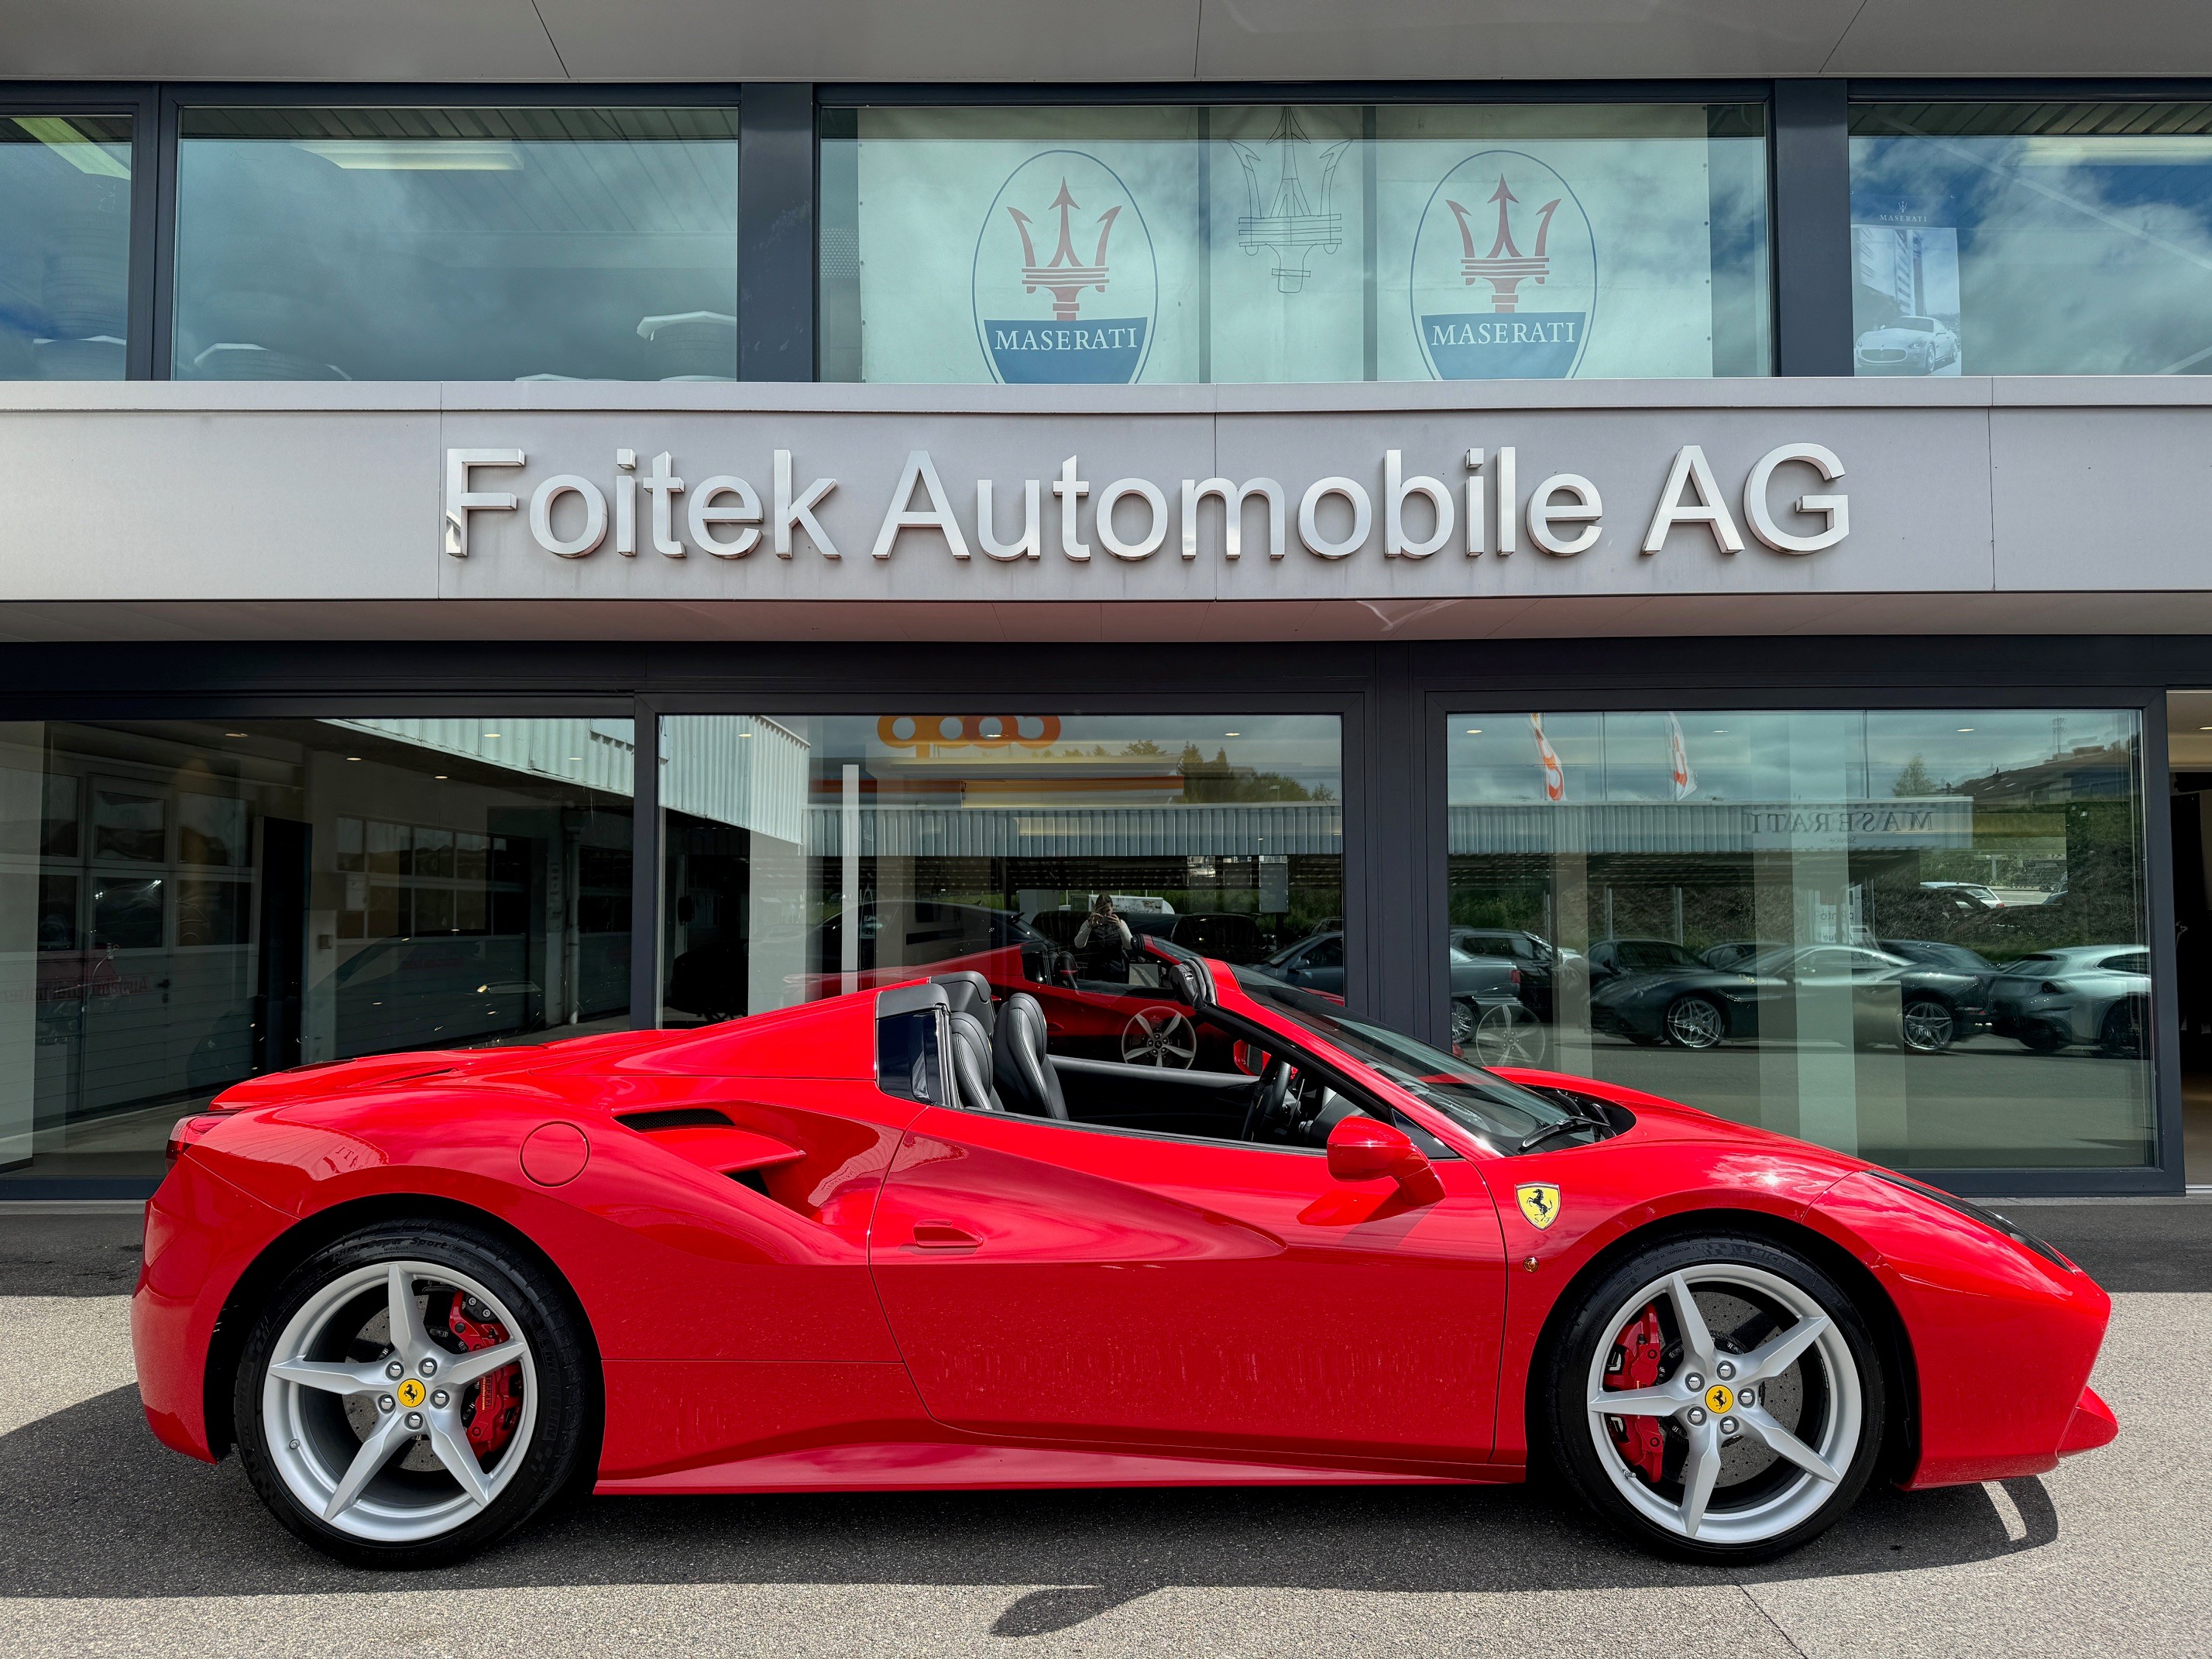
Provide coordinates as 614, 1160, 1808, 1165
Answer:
1412, 150, 1595, 380
1230, 110, 1351, 294
974, 150, 1156, 386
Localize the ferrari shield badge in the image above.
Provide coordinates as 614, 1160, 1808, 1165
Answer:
1516, 1182, 1561, 1230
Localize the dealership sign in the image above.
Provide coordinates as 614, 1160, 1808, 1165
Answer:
444, 441, 1849, 565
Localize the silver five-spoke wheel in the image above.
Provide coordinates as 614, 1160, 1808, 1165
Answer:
1584, 1264, 1861, 1547
1546, 1237, 1883, 1561
263, 1259, 538, 1543
1122, 1007, 1198, 1068
237, 1220, 590, 1567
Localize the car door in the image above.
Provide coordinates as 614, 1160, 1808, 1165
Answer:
868, 1084, 1508, 1465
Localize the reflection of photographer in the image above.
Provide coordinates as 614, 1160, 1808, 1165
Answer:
1073, 893, 1136, 983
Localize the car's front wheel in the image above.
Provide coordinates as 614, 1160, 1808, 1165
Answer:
233, 1218, 594, 1568
1540, 1235, 1884, 1561
1901, 996, 1956, 1053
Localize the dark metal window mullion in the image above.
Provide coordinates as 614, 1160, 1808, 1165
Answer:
149, 84, 180, 380
628, 699, 663, 1029
1770, 78, 1853, 377
2143, 691, 2187, 1187
738, 83, 817, 382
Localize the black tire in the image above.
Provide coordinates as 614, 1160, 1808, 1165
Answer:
2018, 1024, 2068, 1053
232, 1218, 595, 1569
1661, 994, 1727, 1049
2100, 999, 2145, 1059
1537, 1232, 1886, 1564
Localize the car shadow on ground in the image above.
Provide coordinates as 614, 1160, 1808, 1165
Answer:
4, 1386, 2056, 1630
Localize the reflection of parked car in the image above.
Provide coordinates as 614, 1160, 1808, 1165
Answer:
1921, 881, 2004, 912
1587, 938, 1705, 989
332, 935, 544, 1053
1162, 913, 1268, 963
1589, 943, 1985, 1053
1880, 939, 1999, 1009
1269, 932, 1541, 1063
1988, 946, 2151, 1056
1702, 939, 1788, 973
1449, 926, 1578, 1021
1855, 314, 1960, 374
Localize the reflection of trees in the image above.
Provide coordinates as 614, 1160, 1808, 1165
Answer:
1177, 745, 1334, 802
1891, 754, 1940, 796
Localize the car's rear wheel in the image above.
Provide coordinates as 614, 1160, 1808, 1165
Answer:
1662, 995, 1726, 1049
1540, 1235, 1884, 1562
234, 1218, 593, 1568
1901, 997, 1956, 1053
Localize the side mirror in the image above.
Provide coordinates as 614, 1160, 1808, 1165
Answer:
1327, 1116, 1442, 1202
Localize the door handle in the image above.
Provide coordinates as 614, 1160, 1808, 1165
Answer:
906, 1222, 981, 1251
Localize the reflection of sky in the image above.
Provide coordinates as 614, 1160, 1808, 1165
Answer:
1851, 129, 2212, 373
803, 713, 1343, 794
1448, 709, 2137, 805
0, 129, 132, 369
173, 133, 737, 380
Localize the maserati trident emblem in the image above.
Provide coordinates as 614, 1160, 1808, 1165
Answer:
1008, 180, 1121, 322
1447, 176, 1562, 314
1516, 1182, 1561, 1229
977, 151, 1156, 384
1412, 150, 1594, 380
1230, 110, 1352, 294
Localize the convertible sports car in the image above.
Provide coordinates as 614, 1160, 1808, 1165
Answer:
133, 941, 2116, 1569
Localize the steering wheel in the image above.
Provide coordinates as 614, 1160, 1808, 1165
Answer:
1242, 1057, 1295, 1142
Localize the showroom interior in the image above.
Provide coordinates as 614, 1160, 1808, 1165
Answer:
3, 76, 2212, 1200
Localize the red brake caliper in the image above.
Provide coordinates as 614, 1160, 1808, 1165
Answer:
447, 1304, 522, 1461
1603, 1302, 1668, 1485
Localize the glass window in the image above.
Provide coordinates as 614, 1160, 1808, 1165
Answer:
821, 102, 1768, 385
1444, 709, 2153, 1171
173, 107, 738, 381
658, 714, 1345, 1049
0, 717, 634, 1195
1851, 102, 2212, 376
0, 114, 132, 381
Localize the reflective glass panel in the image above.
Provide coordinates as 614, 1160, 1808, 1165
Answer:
1851, 102, 2212, 376
0, 719, 634, 1194
1444, 709, 2153, 1170
658, 714, 1344, 1038
820, 103, 1768, 384
0, 113, 132, 380
174, 107, 738, 381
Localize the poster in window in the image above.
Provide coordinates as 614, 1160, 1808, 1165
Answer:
1850, 194, 1963, 376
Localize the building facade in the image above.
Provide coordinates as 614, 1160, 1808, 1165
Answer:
5, 6, 2212, 1200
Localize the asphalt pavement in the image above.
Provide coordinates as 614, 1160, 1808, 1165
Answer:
0, 1205, 2205, 1657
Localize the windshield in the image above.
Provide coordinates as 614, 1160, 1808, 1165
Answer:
1234, 969, 1579, 1152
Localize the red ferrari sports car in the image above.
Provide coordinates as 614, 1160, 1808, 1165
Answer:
132, 942, 2118, 1568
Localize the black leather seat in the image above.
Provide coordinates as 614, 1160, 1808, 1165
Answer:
946, 1009, 1001, 1111
992, 991, 1068, 1120
933, 970, 996, 1037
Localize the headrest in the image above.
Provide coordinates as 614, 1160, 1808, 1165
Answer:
932, 970, 996, 1036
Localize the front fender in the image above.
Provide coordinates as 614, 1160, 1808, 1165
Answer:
1802, 1171, 2111, 1486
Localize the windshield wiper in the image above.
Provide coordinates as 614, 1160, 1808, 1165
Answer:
1515, 1118, 1593, 1155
